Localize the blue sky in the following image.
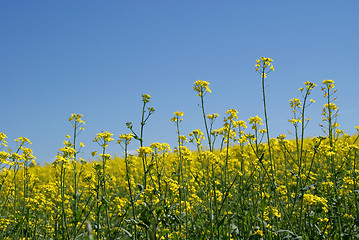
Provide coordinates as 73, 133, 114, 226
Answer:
1, 1, 358, 164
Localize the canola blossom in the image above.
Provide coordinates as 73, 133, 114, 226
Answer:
1, 59, 359, 239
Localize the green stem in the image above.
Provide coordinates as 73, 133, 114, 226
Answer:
175, 119, 183, 237
200, 94, 212, 152
124, 143, 137, 240
261, 68, 274, 179
73, 121, 78, 236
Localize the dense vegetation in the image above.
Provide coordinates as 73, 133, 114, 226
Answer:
1, 57, 358, 239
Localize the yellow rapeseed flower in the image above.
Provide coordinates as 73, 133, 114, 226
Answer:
255, 57, 274, 72
137, 146, 153, 157
289, 98, 302, 109
254, 229, 264, 236
93, 131, 114, 148
142, 94, 151, 103
193, 80, 211, 97
118, 133, 133, 146
207, 113, 219, 119
69, 113, 85, 124
171, 111, 183, 122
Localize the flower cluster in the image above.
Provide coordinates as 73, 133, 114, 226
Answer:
137, 146, 153, 157
93, 131, 114, 147
171, 111, 184, 122
255, 56, 274, 78
142, 94, 151, 103
193, 79, 211, 96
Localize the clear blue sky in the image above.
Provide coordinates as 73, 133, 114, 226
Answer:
1, 1, 358, 164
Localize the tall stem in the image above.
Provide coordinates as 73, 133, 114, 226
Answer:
175, 120, 183, 236
73, 121, 78, 236
201, 96, 212, 152
101, 145, 111, 239
124, 143, 137, 240
261, 72, 274, 179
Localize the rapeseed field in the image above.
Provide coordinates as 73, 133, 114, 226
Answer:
1, 57, 358, 239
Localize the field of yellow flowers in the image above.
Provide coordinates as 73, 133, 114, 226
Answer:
1, 57, 359, 239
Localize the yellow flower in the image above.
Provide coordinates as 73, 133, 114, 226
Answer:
0, 132, 7, 142
99, 153, 111, 159
69, 113, 85, 124
93, 131, 114, 147
59, 146, 76, 156
193, 80, 211, 96
289, 98, 302, 109
322, 79, 335, 89
255, 57, 274, 78
118, 134, 133, 145
137, 146, 153, 157
207, 113, 219, 119
189, 129, 205, 145
254, 229, 263, 236
302, 193, 328, 210
324, 103, 338, 111
119, 134, 133, 141
0, 132, 8, 147
173, 111, 183, 117
179, 135, 187, 142
249, 116, 263, 125
171, 111, 183, 122
15, 136, 32, 145
289, 118, 302, 124
142, 94, 151, 103
305, 81, 317, 91
277, 134, 286, 140
322, 79, 334, 85
225, 109, 238, 120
